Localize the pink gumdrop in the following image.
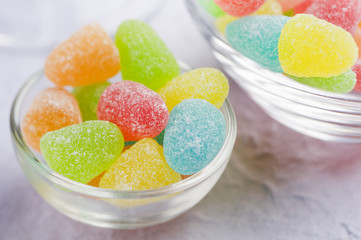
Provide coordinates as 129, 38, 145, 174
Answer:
305, 0, 361, 33
277, 0, 307, 12
97, 81, 169, 142
353, 59, 361, 92
214, 0, 266, 17
293, 0, 314, 14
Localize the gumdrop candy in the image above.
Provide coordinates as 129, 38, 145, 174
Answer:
354, 27, 361, 58
226, 15, 290, 72
87, 172, 105, 187
198, 0, 225, 17
216, 15, 238, 35
163, 99, 226, 175
214, 0, 266, 17
22, 88, 82, 151
253, 0, 282, 15
99, 138, 181, 191
73, 82, 111, 121
352, 59, 361, 92
45, 23, 120, 87
158, 68, 229, 111
294, 0, 314, 14
289, 70, 356, 93
115, 20, 180, 91
154, 130, 165, 146
305, 0, 361, 33
97, 81, 169, 142
278, 14, 358, 78
40, 121, 124, 184
277, 0, 307, 11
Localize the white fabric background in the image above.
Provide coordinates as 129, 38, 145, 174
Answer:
1, 1, 361, 239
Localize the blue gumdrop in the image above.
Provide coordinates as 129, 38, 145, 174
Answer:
163, 99, 226, 175
226, 15, 290, 73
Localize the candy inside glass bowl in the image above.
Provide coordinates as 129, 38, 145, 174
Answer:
186, 0, 361, 143
10, 61, 237, 229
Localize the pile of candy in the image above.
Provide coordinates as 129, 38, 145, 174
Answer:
201, 0, 361, 93
22, 20, 230, 190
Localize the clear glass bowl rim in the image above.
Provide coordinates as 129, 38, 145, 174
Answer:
185, 0, 361, 103
10, 69, 237, 199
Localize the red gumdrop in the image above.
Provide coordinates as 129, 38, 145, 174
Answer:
352, 59, 361, 92
294, 0, 314, 14
214, 0, 266, 17
305, 0, 361, 33
97, 81, 169, 141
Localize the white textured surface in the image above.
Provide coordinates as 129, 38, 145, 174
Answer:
2, 1, 361, 239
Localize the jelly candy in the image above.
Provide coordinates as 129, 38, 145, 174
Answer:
354, 27, 361, 58
253, 0, 282, 15
154, 130, 165, 146
278, 14, 358, 78
289, 70, 356, 93
163, 99, 226, 175
158, 68, 229, 111
294, 0, 314, 14
87, 172, 105, 187
305, 0, 361, 33
45, 23, 120, 86
214, 0, 266, 17
277, 0, 307, 11
226, 15, 290, 72
216, 15, 238, 35
115, 20, 180, 91
99, 138, 181, 190
198, 0, 225, 17
40, 121, 124, 184
97, 81, 169, 141
352, 59, 361, 92
73, 82, 111, 121
22, 88, 82, 151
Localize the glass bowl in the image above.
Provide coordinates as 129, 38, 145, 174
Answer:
9, 63, 237, 229
185, 0, 361, 143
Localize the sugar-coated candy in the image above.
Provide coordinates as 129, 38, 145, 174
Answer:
99, 138, 181, 190
289, 70, 356, 93
226, 15, 290, 72
305, 0, 361, 33
163, 99, 226, 175
278, 14, 358, 78
158, 68, 229, 111
97, 81, 169, 142
45, 23, 120, 86
354, 28, 361, 58
154, 130, 165, 145
216, 15, 238, 35
352, 59, 361, 92
115, 20, 180, 91
253, 0, 282, 15
87, 172, 105, 187
198, 0, 225, 17
293, 0, 314, 14
277, 0, 306, 11
214, 0, 266, 17
73, 82, 111, 121
22, 88, 82, 151
40, 121, 124, 184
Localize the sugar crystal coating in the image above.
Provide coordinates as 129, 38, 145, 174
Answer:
158, 68, 229, 111
253, 0, 282, 15
214, 0, 266, 17
40, 121, 124, 184
277, 0, 307, 11
278, 14, 358, 78
305, 0, 361, 33
115, 20, 180, 91
99, 138, 181, 190
289, 70, 356, 93
45, 23, 120, 86
97, 81, 169, 142
198, 0, 225, 17
294, 0, 314, 14
163, 99, 226, 175
22, 88, 82, 151
354, 27, 361, 58
352, 59, 361, 92
226, 15, 290, 72
73, 82, 111, 121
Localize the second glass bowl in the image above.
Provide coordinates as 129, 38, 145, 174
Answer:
186, 0, 361, 143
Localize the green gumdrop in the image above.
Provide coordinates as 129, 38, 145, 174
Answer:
40, 120, 124, 184
115, 20, 180, 91
124, 130, 165, 146
197, 0, 225, 17
288, 70, 356, 93
73, 82, 111, 121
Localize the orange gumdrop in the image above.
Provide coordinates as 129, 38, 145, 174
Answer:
22, 88, 82, 151
354, 27, 361, 58
87, 172, 105, 187
45, 23, 120, 87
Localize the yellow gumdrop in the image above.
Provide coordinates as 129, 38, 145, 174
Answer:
158, 68, 229, 112
253, 0, 283, 15
216, 14, 238, 35
278, 14, 358, 78
99, 138, 181, 191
